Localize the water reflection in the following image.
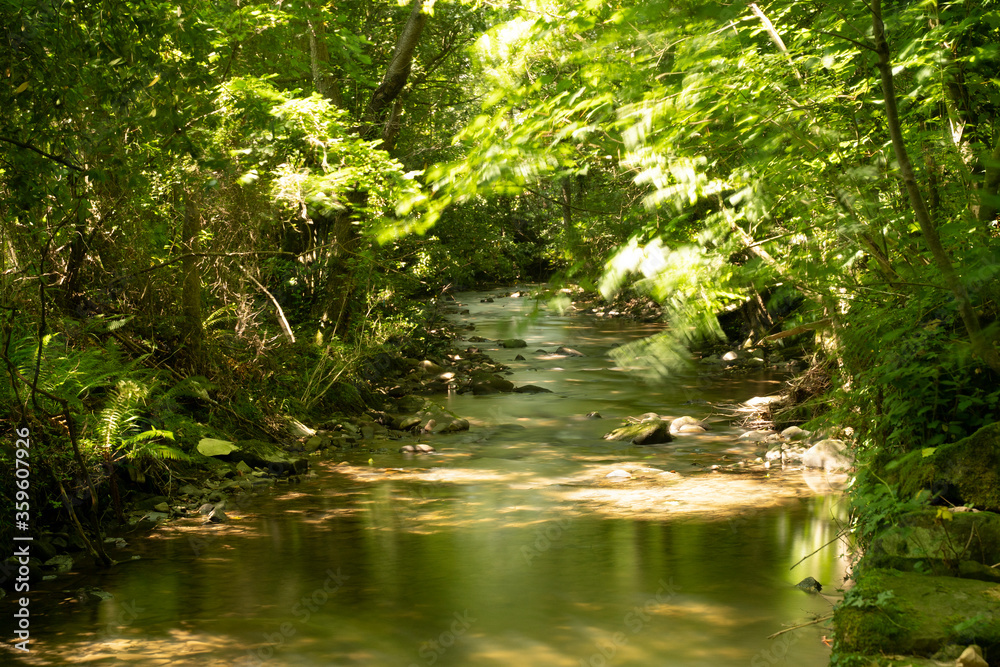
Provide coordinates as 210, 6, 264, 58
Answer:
6, 288, 848, 666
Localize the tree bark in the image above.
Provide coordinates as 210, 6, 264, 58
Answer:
306, 4, 344, 109
360, 0, 428, 148
872, 1, 1000, 373
309, 0, 430, 335
561, 177, 575, 254
978, 137, 1000, 224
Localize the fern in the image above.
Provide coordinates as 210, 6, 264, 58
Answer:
94, 379, 186, 463
121, 428, 189, 462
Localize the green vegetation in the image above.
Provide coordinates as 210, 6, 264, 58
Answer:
2, 1, 999, 660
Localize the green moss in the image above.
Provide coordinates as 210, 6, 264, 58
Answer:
893, 422, 1000, 511
834, 572, 910, 654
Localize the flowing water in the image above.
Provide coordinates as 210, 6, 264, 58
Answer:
7, 287, 849, 666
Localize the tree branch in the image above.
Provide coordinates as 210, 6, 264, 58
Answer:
0, 136, 84, 172
872, 0, 1000, 373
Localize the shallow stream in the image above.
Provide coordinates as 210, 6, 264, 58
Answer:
8, 287, 849, 666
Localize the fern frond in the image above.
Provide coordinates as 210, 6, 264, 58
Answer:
135, 443, 190, 462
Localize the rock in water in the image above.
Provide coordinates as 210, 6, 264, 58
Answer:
400, 443, 435, 454
555, 346, 585, 357
604, 419, 673, 445
514, 384, 552, 394
669, 416, 708, 434
795, 577, 822, 593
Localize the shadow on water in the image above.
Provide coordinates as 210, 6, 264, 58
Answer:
5, 287, 848, 666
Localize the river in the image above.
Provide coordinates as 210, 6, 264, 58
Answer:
8, 287, 849, 666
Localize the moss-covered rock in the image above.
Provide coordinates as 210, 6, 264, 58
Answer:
834, 568, 1000, 657
227, 439, 309, 476
866, 510, 1000, 581
603, 419, 673, 445
893, 422, 1000, 512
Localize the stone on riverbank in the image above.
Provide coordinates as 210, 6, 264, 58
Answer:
801, 439, 852, 471
865, 510, 1000, 581
209, 439, 309, 477
892, 422, 1000, 512
834, 568, 1000, 656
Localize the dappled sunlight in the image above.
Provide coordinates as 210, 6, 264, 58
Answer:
5, 628, 245, 666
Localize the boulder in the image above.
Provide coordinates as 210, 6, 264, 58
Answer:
802, 439, 852, 471
834, 569, 1000, 656
514, 384, 553, 394
498, 339, 527, 348
400, 444, 436, 454
556, 346, 585, 357
43, 555, 74, 573
866, 510, 1000, 580
224, 440, 309, 477
418, 359, 446, 374
780, 425, 811, 441
471, 372, 514, 394
604, 418, 673, 445
669, 416, 708, 435
738, 430, 775, 442
892, 422, 1000, 512
197, 438, 236, 457
795, 577, 823, 592
957, 645, 988, 667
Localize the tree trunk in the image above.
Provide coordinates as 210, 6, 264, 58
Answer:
360, 0, 428, 148
561, 177, 575, 255
978, 138, 1000, 224
872, 1, 1000, 373
309, 0, 429, 336
306, 3, 344, 109
180, 191, 204, 372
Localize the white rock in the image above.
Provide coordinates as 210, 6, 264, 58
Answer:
739, 430, 775, 442
802, 439, 852, 471
606, 470, 632, 479
669, 416, 707, 434
957, 644, 988, 667
780, 426, 811, 441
